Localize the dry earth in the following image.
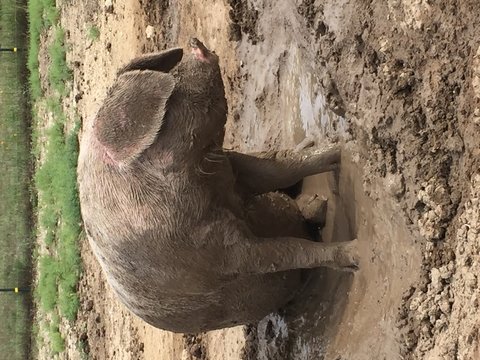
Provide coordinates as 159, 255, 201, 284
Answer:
37, 0, 479, 359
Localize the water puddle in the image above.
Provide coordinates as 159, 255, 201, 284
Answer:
228, 6, 421, 359
279, 46, 349, 145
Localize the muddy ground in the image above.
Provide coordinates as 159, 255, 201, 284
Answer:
40, 0, 479, 359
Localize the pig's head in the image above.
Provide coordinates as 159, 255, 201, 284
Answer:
92, 38, 227, 167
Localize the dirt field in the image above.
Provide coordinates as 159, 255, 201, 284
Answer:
43, 0, 479, 359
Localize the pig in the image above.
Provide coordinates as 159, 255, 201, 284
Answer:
77, 38, 358, 333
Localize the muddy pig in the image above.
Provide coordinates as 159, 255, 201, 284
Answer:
77, 38, 358, 333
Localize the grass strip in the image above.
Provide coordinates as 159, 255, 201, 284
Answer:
27, 0, 83, 356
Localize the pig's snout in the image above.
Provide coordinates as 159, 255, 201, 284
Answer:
190, 37, 218, 63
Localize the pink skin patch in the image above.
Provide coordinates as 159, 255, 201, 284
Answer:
191, 46, 210, 63
190, 38, 215, 63
105, 150, 115, 163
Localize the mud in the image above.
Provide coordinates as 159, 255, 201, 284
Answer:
36, 0, 480, 359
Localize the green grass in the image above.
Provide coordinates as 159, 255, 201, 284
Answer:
1, 0, 86, 356
48, 27, 72, 95
77, 336, 90, 360
26, 0, 83, 356
27, 0, 59, 101
0, 0, 34, 359
33, 112, 81, 322
87, 24, 100, 41
37, 256, 58, 311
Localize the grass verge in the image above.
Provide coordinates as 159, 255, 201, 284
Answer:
27, 0, 82, 357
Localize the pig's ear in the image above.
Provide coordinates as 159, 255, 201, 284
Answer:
94, 70, 175, 165
117, 48, 183, 74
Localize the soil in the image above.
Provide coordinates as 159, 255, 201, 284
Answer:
38, 0, 479, 359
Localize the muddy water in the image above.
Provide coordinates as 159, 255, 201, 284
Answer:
248, 158, 421, 358
298, 158, 422, 359
325, 157, 422, 359
223, 2, 422, 359
227, 1, 348, 152
284, 46, 349, 144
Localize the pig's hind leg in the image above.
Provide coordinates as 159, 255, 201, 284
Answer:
224, 235, 359, 275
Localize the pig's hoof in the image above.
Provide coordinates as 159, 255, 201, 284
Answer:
296, 194, 328, 227
335, 239, 359, 272
342, 263, 359, 272
294, 136, 316, 152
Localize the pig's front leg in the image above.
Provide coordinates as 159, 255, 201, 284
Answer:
226, 146, 340, 195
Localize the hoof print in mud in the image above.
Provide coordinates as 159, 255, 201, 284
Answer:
78, 38, 352, 334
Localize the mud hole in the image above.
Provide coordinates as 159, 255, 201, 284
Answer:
39, 0, 480, 359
